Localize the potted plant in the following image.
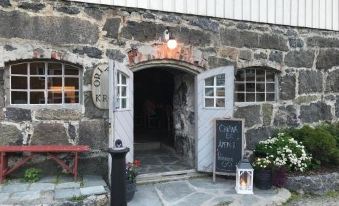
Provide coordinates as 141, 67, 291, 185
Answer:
252, 157, 273, 190
126, 160, 141, 202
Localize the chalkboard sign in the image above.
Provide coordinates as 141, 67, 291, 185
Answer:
213, 118, 244, 181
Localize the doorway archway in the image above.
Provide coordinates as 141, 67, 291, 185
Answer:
132, 61, 198, 174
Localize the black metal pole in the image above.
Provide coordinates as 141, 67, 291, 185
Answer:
107, 147, 130, 206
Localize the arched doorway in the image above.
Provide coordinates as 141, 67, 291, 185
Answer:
133, 64, 197, 174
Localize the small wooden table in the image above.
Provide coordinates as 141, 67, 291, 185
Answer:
0, 145, 90, 183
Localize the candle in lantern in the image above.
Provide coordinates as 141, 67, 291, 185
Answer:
240, 176, 247, 189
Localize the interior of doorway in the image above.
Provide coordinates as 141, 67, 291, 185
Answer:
134, 67, 193, 174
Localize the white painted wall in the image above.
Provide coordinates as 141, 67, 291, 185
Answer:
69, 0, 339, 31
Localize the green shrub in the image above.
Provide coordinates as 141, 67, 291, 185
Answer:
286, 125, 339, 166
24, 168, 42, 183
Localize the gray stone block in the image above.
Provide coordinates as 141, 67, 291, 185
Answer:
31, 123, 70, 145
156, 181, 195, 202
316, 49, 339, 70
55, 188, 81, 199
56, 6, 81, 15
29, 183, 55, 192
208, 56, 233, 68
1, 183, 29, 193
5, 107, 31, 121
0, 0, 11, 7
35, 109, 81, 120
285, 50, 314, 68
300, 102, 332, 123
239, 50, 252, 61
56, 182, 81, 189
325, 69, 339, 93
0, 10, 99, 45
0, 192, 10, 202
106, 49, 126, 62
262, 104, 273, 126
79, 119, 108, 150
82, 175, 107, 187
10, 190, 41, 202
246, 127, 273, 150
234, 105, 261, 127
190, 17, 219, 32
269, 50, 283, 63
103, 18, 121, 39
80, 186, 106, 196
18, 2, 45, 12
289, 38, 304, 48
73, 46, 103, 59
298, 70, 323, 94
307, 36, 339, 48
173, 192, 212, 206
273, 105, 298, 127
279, 74, 296, 100
0, 123, 23, 145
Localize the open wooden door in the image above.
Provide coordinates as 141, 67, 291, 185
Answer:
109, 60, 134, 162
195, 66, 234, 172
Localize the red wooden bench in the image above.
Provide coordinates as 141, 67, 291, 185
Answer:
0, 145, 90, 183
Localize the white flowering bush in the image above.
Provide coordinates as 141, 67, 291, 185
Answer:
252, 157, 272, 170
254, 133, 312, 172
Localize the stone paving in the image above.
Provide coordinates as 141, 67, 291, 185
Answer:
135, 149, 192, 174
129, 177, 291, 206
0, 175, 108, 205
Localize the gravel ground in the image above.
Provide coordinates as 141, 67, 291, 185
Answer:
284, 193, 339, 206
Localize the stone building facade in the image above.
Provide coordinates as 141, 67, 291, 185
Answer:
0, 0, 338, 176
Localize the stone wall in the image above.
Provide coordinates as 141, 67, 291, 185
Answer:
0, 0, 338, 173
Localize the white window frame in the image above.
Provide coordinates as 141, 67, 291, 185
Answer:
235, 69, 277, 103
116, 71, 128, 110
204, 74, 226, 108
9, 61, 82, 106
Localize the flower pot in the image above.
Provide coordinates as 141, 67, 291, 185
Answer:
125, 179, 136, 202
254, 169, 272, 190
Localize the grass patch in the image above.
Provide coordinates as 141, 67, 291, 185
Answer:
282, 192, 303, 205
325, 191, 339, 198
70, 195, 86, 202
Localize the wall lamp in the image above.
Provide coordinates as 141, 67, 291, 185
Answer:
164, 28, 177, 49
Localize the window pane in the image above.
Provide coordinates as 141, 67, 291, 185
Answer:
205, 77, 214, 86
121, 98, 127, 108
266, 83, 275, 92
216, 88, 225, 97
65, 91, 79, 103
65, 65, 79, 75
256, 93, 265, 102
216, 98, 225, 107
30, 92, 45, 104
216, 74, 225, 86
235, 93, 245, 102
235, 70, 245, 81
205, 88, 214, 97
266, 93, 275, 101
11, 76, 27, 89
30, 77, 45, 89
65, 78, 79, 90
48, 77, 62, 89
121, 86, 127, 97
266, 70, 275, 82
11, 64, 27, 75
117, 73, 120, 84
246, 83, 255, 92
121, 75, 127, 85
48, 63, 62, 75
48, 91, 62, 104
256, 70, 265, 81
235, 83, 244, 92
30, 62, 45, 75
246, 69, 255, 81
205, 98, 214, 107
256, 83, 265, 92
11, 91, 27, 104
246, 93, 255, 102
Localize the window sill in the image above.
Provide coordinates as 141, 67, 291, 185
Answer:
6, 104, 83, 111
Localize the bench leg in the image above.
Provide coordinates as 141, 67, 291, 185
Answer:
73, 152, 79, 181
0, 152, 8, 184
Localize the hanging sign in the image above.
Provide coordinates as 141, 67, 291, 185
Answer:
92, 65, 109, 109
213, 118, 244, 182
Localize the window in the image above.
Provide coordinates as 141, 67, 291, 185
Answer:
116, 72, 128, 110
204, 74, 225, 108
10, 62, 81, 105
235, 68, 276, 102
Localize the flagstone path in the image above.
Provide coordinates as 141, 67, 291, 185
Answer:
129, 177, 291, 206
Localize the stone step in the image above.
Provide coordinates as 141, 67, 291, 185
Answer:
136, 169, 208, 184
134, 142, 161, 151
